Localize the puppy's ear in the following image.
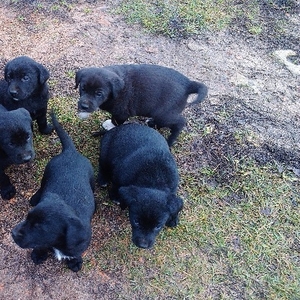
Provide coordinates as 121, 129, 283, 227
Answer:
109, 75, 125, 99
118, 185, 138, 208
36, 63, 50, 84
167, 194, 183, 215
166, 194, 183, 227
4, 62, 10, 82
17, 108, 32, 122
75, 70, 83, 89
66, 216, 87, 251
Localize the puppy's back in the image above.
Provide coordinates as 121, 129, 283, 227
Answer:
100, 124, 179, 190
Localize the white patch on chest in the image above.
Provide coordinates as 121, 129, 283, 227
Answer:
53, 248, 74, 261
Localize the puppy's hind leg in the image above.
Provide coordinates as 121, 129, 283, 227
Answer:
156, 115, 186, 147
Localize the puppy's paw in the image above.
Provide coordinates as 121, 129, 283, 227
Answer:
66, 257, 83, 272
102, 119, 116, 131
39, 124, 54, 135
1, 185, 16, 200
31, 249, 48, 264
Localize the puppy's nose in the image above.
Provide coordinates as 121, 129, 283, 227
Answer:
9, 90, 19, 99
79, 102, 89, 110
21, 153, 34, 162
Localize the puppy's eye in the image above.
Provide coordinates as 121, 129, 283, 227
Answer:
95, 90, 103, 97
26, 135, 31, 142
133, 219, 139, 227
22, 75, 29, 82
6, 74, 11, 81
155, 224, 163, 231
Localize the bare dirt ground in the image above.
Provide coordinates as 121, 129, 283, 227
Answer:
0, 0, 299, 299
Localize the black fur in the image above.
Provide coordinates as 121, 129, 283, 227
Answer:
98, 123, 183, 249
0, 105, 35, 200
12, 113, 95, 272
0, 56, 53, 134
75, 64, 208, 146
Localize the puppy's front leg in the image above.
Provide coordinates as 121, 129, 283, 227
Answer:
66, 257, 83, 272
0, 172, 16, 200
31, 248, 49, 264
36, 109, 53, 134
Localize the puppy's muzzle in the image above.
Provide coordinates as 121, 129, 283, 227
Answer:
9, 90, 19, 101
18, 151, 35, 163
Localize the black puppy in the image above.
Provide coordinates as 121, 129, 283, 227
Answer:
0, 56, 53, 134
98, 123, 183, 249
12, 113, 95, 272
75, 64, 208, 146
0, 104, 35, 200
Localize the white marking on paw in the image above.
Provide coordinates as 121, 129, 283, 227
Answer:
53, 248, 74, 261
102, 119, 116, 131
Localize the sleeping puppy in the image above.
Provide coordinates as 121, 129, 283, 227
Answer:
0, 56, 53, 134
0, 104, 35, 200
12, 113, 95, 272
98, 123, 183, 249
75, 64, 208, 146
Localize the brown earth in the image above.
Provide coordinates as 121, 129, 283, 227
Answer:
0, 0, 299, 299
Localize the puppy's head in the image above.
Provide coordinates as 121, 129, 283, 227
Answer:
12, 194, 89, 253
0, 108, 35, 164
4, 56, 49, 101
119, 186, 183, 249
75, 67, 125, 119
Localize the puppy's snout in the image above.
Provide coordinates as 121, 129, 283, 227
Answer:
12, 225, 24, 241
134, 237, 153, 249
19, 151, 35, 163
79, 101, 89, 110
9, 90, 19, 100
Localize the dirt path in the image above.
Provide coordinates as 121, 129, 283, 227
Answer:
0, 1, 299, 299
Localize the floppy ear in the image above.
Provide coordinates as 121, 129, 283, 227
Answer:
17, 107, 32, 120
75, 69, 84, 89
109, 74, 125, 99
167, 194, 183, 215
65, 216, 88, 253
118, 185, 138, 209
4, 62, 10, 82
36, 63, 50, 84
166, 194, 183, 227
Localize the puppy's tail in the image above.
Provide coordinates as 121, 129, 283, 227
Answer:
187, 81, 208, 106
50, 111, 76, 152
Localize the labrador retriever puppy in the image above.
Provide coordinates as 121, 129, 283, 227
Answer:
12, 113, 95, 272
0, 56, 53, 134
0, 104, 35, 200
98, 123, 183, 249
75, 64, 208, 146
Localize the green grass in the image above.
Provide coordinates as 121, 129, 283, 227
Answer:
113, 0, 294, 37
38, 96, 300, 299
114, 0, 234, 37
